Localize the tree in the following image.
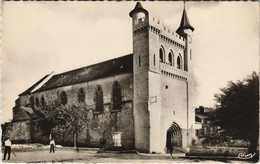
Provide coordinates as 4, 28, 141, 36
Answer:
213, 72, 259, 156
52, 102, 88, 148
33, 102, 58, 139
36, 101, 89, 148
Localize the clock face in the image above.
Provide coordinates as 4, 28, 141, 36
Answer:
188, 35, 192, 44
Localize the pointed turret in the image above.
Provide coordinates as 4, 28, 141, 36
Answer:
176, 8, 194, 37
129, 2, 148, 18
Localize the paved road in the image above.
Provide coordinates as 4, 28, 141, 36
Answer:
1, 150, 247, 163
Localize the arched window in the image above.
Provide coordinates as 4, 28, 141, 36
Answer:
159, 47, 165, 63
29, 96, 34, 108
60, 91, 67, 105
177, 55, 182, 69
35, 98, 39, 107
112, 81, 122, 111
41, 96, 45, 107
168, 52, 173, 66
78, 88, 85, 103
95, 85, 104, 113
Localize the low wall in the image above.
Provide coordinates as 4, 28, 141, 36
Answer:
187, 146, 248, 156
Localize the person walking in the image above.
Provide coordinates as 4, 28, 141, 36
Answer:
50, 139, 55, 153
166, 132, 174, 156
3, 138, 12, 160
169, 143, 173, 156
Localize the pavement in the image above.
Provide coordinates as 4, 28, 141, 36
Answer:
1, 148, 252, 163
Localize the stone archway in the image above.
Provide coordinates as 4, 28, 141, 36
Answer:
166, 122, 182, 153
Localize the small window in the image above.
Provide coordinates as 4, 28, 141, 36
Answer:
196, 130, 199, 136
35, 98, 39, 107
29, 96, 34, 107
41, 96, 45, 107
203, 126, 207, 135
177, 55, 182, 69
78, 88, 85, 103
95, 85, 104, 113
112, 81, 122, 111
210, 127, 214, 134
60, 91, 68, 105
168, 52, 173, 66
159, 47, 165, 63
153, 54, 155, 66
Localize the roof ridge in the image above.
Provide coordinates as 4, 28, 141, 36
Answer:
53, 53, 133, 77
34, 53, 133, 92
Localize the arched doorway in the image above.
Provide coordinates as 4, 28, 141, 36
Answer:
166, 122, 182, 153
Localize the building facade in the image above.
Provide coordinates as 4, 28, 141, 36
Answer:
6, 2, 196, 153
195, 106, 218, 138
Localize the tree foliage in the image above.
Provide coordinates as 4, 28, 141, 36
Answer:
201, 133, 232, 146
213, 72, 259, 154
35, 101, 89, 147
51, 102, 88, 134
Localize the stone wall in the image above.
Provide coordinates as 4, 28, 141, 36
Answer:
83, 101, 134, 148
51, 101, 134, 148
33, 73, 133, 109
19, 95, 30, 107
30, 73, 134, 149
11, 121, 31, 143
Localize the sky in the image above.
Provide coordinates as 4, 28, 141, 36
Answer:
1, 1, 259, 123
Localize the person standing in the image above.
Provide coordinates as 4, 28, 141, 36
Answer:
169, 143, 173, 156
50, 139, 55, 153
3, 138, 12, 160
100, 139, 106, 153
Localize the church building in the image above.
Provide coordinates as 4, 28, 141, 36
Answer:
7, 2, 196, 153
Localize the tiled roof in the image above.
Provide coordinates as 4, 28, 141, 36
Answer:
12, 106, 38, 122
196, 112, 214, 120
35, 54, 133, 92
21, 106, 38, 119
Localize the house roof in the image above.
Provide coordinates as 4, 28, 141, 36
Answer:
12, 106, 38, 122
35, 54, 133, 92
21, 106, 36, 117
196, 112, 214, 120
19, 74, 50, 96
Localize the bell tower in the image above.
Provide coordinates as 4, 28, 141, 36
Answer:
130, 2, 196, 153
